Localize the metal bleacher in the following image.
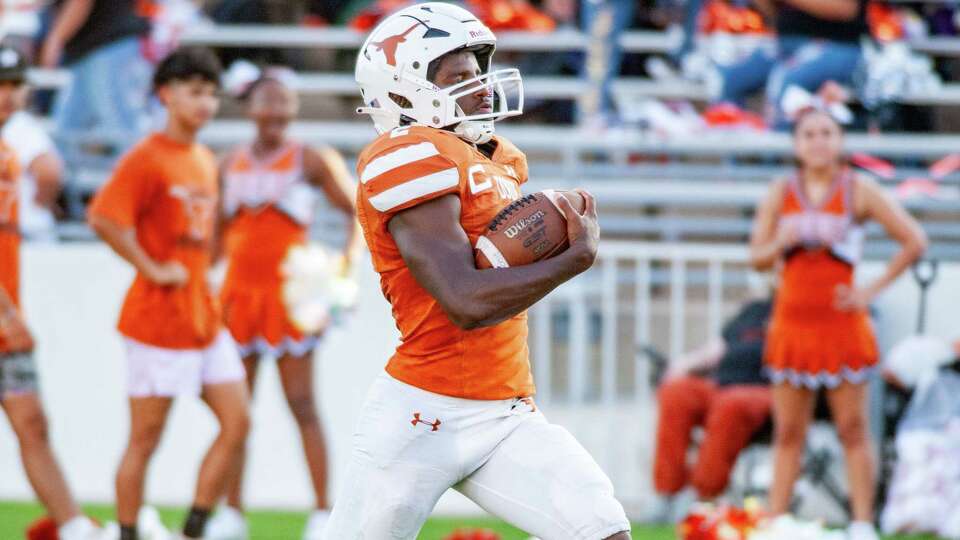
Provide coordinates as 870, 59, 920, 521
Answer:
40, 22, 960, 260
25, 23, 960, 106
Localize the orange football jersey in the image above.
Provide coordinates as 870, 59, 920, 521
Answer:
356, 126, 534, 400
88, 133, 221, 349
0, 140, 21, 354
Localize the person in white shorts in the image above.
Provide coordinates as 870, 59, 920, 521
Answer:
325, 4, 632, 539
88, 47, 250, 540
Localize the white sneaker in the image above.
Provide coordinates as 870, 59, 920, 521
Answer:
59, 516, 101, 540
302, 509, 331, 540
205, 506, 249, 540
138, 507, 173, 540
848, 521, 880, 540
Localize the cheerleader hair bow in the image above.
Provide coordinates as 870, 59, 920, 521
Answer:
222, 59, 300, 99
781, 84, 853, 125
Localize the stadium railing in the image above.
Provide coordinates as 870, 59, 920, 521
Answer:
173, 23, 960, 59
531, 240, 751, 404
25, 67, 960, 107
178, 120, 960, 160
24, 19, 960, 107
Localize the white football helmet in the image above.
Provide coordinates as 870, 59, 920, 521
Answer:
355, 2, 523, 144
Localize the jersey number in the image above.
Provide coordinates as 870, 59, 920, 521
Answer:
468, 164, 520, 200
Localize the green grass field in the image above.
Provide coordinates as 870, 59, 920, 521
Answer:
0, 501, 941, 540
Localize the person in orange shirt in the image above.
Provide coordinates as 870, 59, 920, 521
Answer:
324, 4, 631, 539
750, 107, 926, 540
205, 68, 362, 540
88, 47, 250, 540
0, 45, 101, 540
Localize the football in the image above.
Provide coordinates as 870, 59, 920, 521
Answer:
475, 189, 586, 269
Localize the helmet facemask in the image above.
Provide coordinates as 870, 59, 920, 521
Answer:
443, 67, 524, 144
422, 45, 522, 144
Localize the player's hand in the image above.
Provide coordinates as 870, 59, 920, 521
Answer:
145, 261, 189, 287
557, 188, 599, 273
0, 309, 35, 352
834, 284, 874, 312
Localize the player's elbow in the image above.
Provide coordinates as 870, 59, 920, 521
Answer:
436, 291, 496, 330
443, 302, 486, 330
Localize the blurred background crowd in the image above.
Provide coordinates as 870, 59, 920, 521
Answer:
3, 0, 960, 238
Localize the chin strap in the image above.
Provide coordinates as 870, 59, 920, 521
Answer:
454, 119, 494, 144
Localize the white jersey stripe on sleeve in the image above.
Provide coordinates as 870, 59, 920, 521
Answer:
361, 142, 440, 184
368, 167, 459, 212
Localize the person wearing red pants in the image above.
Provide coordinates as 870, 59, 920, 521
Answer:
653, 299, 772, 518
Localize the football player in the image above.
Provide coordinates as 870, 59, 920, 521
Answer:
324, 4, 631, 539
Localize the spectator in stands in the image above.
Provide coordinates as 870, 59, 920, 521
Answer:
717, 0, 868, 129
2, 82, 64, 243
578, 0, 635, 130
653, 298, 772, 517
750, 105, 927, 540
39, 0, 152, 160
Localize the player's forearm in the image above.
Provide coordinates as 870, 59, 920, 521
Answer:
89, 216, 158, 276
463, 245, 593, 328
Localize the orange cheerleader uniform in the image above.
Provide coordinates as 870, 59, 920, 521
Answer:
220, 141, 322, 358
765, 169, 879, 388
